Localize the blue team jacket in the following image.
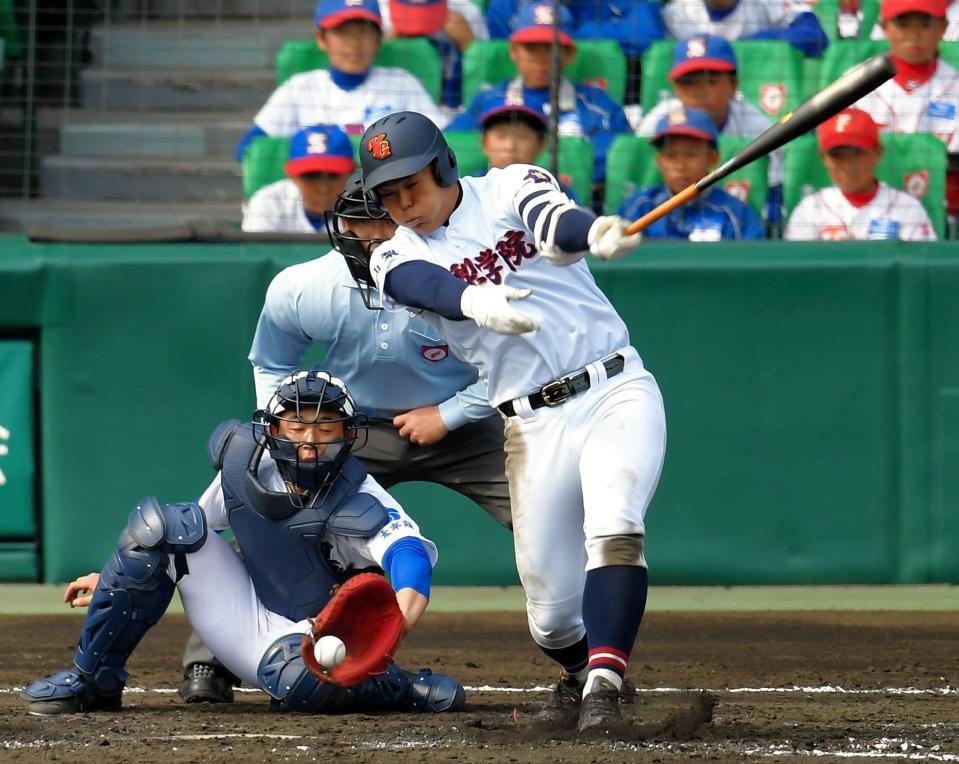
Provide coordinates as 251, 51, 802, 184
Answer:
619, 185, 765, 241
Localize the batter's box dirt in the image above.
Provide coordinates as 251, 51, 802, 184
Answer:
1, 611, 958, 762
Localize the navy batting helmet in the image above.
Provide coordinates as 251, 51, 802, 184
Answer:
359, 111, 458, 194
252, 370, 367, 498
324, 171, 392, 308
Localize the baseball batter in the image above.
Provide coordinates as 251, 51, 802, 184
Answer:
785, 108, 937, 241
359, 111, 666, 732
21, 371, 464, 716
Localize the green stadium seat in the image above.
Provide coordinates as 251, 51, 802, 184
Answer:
811, 0, 841, 42
445, 131, 594, 202
817, 39, 887, 89
782, 132, 946, 238
243, 134, 364, 199
604, 133, 769, 218
276, 38, 443, 104
641, 40, 804, 122
461, 39, 627, 106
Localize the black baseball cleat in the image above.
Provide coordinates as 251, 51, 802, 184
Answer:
577, 677, 623, 733
535, 672, 582, 727
178, 663, 236, 704
21, 670, 122, 716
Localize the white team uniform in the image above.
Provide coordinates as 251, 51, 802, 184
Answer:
369, 165, 666, 649
855, 59, 959, 152
638, 96, 784, 185
662, 0, 811, 40
172, 454, 436, 687
252, 67, 448, 138
784, 181, 937, 241
242, 179, 318, 234
870, 1, 959, 41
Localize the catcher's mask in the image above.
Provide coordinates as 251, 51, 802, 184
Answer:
324, 171, 393, 310
251, 370, 368, 505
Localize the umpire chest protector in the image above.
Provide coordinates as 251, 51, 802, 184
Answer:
214, 422, 389, 623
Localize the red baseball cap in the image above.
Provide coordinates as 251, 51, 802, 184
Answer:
390, 0, 447, 35
881, 0, 946, 19
818, 108, 881, 152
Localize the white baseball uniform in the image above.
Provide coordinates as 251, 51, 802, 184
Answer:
638, 96, 784, 184
175, 452, 436, 687
252, 67, 449, 139
369, 165, 666, 649
855, 59, 959, 152
242, 179, 318, 234
784, 181, 938, 241
870, 1, 959, 41
662, 0, 812, 40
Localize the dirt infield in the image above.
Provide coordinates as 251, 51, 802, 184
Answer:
2, 611, 958, 762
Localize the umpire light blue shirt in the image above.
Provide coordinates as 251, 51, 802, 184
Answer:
249, 253, 495, 429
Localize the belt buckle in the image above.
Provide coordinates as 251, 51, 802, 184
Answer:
540, 379, 572, 407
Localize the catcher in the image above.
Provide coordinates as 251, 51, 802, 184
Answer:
21, 370, 465, 716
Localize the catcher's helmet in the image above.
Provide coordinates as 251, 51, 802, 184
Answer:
252, 370, 367, 499
359, 111, 458, 195
324, 171, 392, 309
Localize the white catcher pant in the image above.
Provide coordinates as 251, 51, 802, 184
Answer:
167, 531, 311, 688
503, 346, 666, 650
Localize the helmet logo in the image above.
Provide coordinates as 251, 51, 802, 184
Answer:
366, 133, 392, 160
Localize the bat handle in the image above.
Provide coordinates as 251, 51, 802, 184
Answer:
625, 184, 700, 235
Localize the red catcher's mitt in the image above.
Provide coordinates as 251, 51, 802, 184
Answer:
301, 572, 405, 687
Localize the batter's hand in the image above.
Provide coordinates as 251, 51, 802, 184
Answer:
588, 215, 642, 261
393, 405, 449, 446
64, 572, 100, 608
460, 284, 540, 335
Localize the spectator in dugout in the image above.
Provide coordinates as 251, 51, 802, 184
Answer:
475, 96, 579, 199
784, 108, 937, 241
838, 0, 959, 40
242, 124, 354, 234
854, 0, 959, 214
636, 34, 784, 221
619, 106, 764, 240
235, 0, 446, 162
661, 0, 829, 57
446, 1, 631, 184
484, 0, 666, 103
384, 0, 489, 107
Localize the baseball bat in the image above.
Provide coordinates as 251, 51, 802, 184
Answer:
624, 53, 897, 235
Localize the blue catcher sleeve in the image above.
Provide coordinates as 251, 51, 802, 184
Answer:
381, 537, 432, 599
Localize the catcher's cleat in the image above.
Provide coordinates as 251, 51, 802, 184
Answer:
577, 677, 623, 733
406, 668, 466, 713
178, 662, 236, 704
21, 669, 122, 716
535, 672, 583, 727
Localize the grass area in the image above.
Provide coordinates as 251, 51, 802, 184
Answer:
1, 584, 957, 615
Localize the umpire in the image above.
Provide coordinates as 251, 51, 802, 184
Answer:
179, 173, 511, 703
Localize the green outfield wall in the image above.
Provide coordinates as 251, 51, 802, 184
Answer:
1, 235, 957, 586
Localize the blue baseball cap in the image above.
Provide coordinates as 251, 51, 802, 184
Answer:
390, 0, 447, 35
314, 0, 382, 30
286, 124, 356, 176
669, 35, 737, 80
510, 2, 575, 48
652, 106, 719, 146
479, 93, 548, 131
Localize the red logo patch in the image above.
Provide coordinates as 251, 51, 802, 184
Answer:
421, 345, 449, 362
759, 83, 786, 116
819, 225, 850, 241
366, 133, 391, 160
904, 169, 929, 199
724, 180, 750, 203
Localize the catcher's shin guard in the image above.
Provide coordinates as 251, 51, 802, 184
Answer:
23, 498, 206, 711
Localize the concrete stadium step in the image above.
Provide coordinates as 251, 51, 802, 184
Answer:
0, 199, 240, 234
117, 0, 316, 20
37, 109, 253, 159
41, 156, 242, 202
80, 67, 276, 111
90, 21, 308, 70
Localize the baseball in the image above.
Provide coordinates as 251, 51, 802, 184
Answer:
313, 635, 347, 669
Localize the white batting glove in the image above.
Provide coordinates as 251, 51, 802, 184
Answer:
587, 215, 642, 261
460, 284, 540, 335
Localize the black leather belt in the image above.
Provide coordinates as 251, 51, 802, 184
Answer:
497, 354, 626, 418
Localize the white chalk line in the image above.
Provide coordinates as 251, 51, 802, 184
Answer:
2, 684, 959, 696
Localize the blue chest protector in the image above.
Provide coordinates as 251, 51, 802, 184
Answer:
217, 422, 390, 623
